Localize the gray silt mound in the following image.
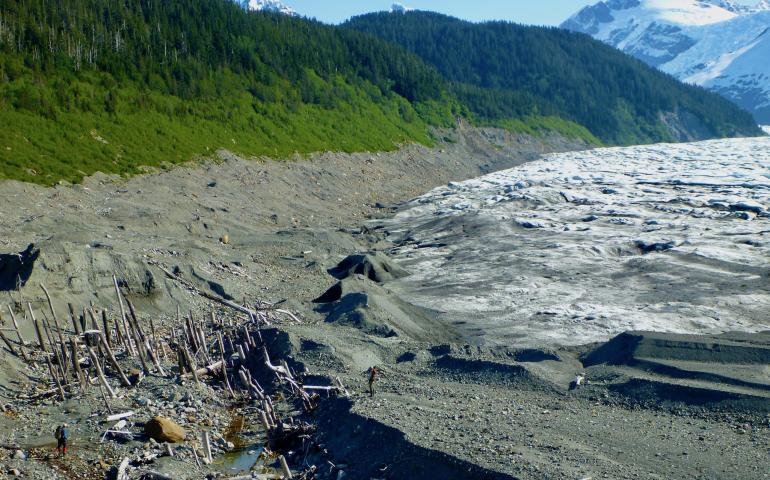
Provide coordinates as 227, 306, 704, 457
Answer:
583, 330, 770, 366
1, 239, 170, 308
327, 252, 409, 283
313, 275, 458, 342
581, 331, 770, 412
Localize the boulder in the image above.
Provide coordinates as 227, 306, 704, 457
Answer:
144, 417, 186, 443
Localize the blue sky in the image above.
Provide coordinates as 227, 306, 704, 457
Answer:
287, 0, 758, 26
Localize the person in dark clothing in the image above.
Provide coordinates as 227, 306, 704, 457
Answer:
54, 424, 70, 455
367, 366, 381, 398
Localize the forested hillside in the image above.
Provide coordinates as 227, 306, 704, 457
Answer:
345, 11, 762, 145
0, 0, 463, 184
0, 1, 761, 185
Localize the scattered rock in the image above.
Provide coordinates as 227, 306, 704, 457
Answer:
635, 240, 675, 253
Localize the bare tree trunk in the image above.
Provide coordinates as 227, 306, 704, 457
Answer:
28, 303, 47, 352
102, 310, 112, 347
67, 303, 81, 334
70, 338, 87, 391
6, 305, 27, 346
99, 335, 132, 387
87, 346, 116, 398
112, 274, 135, 355
46, 356, 65, 400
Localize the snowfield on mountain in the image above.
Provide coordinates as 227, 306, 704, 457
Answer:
562, 0, 770, 123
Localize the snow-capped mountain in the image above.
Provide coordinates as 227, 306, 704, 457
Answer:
238, 0, 297, 16
562, 0, 770, 123
390, 3, 413, 13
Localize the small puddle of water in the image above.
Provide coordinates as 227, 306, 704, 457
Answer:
219, 413, 265, 473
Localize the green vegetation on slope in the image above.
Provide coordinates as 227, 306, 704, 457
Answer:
0, 1, 760, 185
0, 69, 442, 184
344, 11, 762, 145
0, 0, 461, 184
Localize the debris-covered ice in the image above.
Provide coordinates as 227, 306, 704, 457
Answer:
383, 137, 770, 346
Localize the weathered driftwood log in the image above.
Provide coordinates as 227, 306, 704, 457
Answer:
183, 346, 200, 383
67, 303, 81, 335
41, 315, 68, 382
40, 284, 68, 365
46, 355, 65, 400
279, 455, 293, 479
124, 298, 166, 376
99, 335, 132, 387
96, 379, 114, 414
0, 326, 18, 356
116, 457, 130, 480
181, 360, 224, 379
105, 411, 134, 422
1, 310, 29, 361
28, 303, 47, 352
217, 332, 235, 398
152, 262, 262, 318
112, 274, 135, 356
186, 313, 200, 353
101, 310, 112, 347
259, 410, 272, 431
87, 345, 117, 398
6, 305, 27, 347
70, 338, 87, 391
202, 431, 213, 463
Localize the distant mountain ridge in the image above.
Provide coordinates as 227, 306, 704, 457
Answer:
345, 11, 761, 145
562, 0, 770, 123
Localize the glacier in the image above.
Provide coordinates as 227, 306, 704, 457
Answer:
379, 137, 770, 346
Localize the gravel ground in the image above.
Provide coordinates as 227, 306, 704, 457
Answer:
1, 127, 768, 479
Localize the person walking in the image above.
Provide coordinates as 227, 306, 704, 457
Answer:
366, 366, 381, 398
54, 423, 70, 455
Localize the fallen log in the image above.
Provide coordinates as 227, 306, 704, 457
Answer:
151, 262, 260, 318
105, 411, 135, 423
116, 457, 130, 480
181, 360, 224, 379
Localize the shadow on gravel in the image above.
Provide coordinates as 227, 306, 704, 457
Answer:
582, 331, 770, 366
630, 358, 770, 392
583, 331, 770, 413
314, 397, 518, 480
609, 378, 770, 414
0, 244, 39, 291
434, 355, 558, 392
